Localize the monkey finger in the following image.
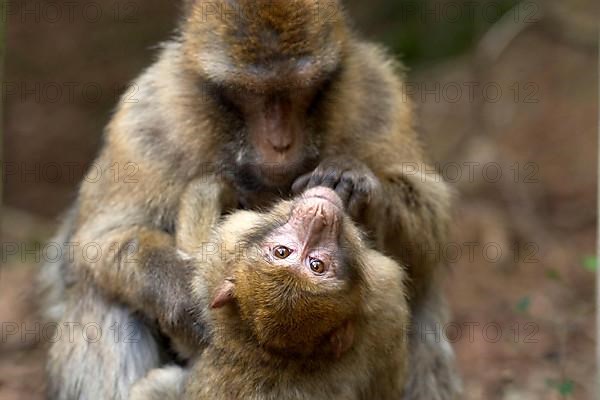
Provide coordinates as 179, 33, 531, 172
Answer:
320, 170, 343, 190
334, 175, 354, 206
307, 169, 339, 190
291, 173, 311, 193
347, 194, 367, 221
347, 182, 372, 219
304, 171, 324, 189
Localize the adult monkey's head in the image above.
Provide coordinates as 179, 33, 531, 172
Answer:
181, 0, 348, 191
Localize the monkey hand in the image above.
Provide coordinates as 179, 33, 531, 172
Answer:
159, 297, 206, 348
292, 156, 382, 222
151, 259, 208, 348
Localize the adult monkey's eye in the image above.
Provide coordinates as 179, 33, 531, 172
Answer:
309, 258, 326, 274
273, 246, 293, 259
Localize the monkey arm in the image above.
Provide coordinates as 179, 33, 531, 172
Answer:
67, 174, 236, 346
373, 165, 452, 299
374, 164, 463, 399
70, 216, 206, 343
176, 177, 237, 255
64, 150, 212, 343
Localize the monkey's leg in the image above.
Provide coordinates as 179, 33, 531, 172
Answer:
402, 288, 462, 400
46, 286, 163, 400
130, 366, 188, 400
375, 169, 460, 400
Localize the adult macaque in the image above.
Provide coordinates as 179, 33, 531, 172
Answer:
40, 1, 457, 399
130, 182, 409, 400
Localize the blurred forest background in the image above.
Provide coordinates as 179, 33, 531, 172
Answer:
1, 0, 598, 399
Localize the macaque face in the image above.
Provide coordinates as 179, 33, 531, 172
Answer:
261, 186, 346, 283
220, 85, 323, 189
212, 187, 362, 355
184, 0, 346, 191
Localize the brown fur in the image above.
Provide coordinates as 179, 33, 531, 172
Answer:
183, 0, 347, 90
40, 1, 458, 399
131, 179, 409, 400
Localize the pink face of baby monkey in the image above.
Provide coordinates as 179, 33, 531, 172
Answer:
264, 186, 345, 282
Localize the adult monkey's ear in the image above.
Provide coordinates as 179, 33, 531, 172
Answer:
210, 278, 236, 309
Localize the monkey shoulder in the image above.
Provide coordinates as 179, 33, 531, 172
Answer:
356, 249, 410, 392
322, 41, 416, 161
360, 249, 409, 328
106, 41, 219, 173
361, 249, 407, 288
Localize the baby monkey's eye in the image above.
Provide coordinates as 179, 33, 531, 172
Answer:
273, 246, 293, 259
309, 258, 326, 275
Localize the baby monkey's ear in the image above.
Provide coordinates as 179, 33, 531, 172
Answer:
210, 278, 236, 309
330, 320, 355, 359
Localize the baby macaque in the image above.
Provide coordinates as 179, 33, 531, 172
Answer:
131, 180, 410, 399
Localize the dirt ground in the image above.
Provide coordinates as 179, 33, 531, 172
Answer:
1, 4, 598, 400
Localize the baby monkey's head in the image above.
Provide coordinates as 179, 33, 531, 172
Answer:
211, 187, 366, 358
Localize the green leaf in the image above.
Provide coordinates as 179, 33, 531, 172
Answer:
516, 296, 531, 313
546, 378, 575, 396
582, 256, 598, 272
558, 380, 574, 396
